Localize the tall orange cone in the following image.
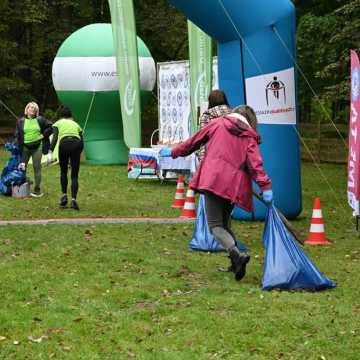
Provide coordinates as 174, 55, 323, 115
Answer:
305, 197, 331, 245
171, 175, 185, 208
180, 189, 197, 219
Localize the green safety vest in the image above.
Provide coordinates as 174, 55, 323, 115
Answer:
24, 117, 43, 144
54, 118, 82, 143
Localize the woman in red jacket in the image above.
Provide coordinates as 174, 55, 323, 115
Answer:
160, 105, 273, 281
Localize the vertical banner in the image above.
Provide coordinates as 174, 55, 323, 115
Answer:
157, 58, 218, 144
158, 61, 191, 144
188, 21, 212, 134
108, 0, 141, 147
348, 50, 360, 216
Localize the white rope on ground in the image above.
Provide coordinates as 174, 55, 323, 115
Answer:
82, 91, 96, 135
216, 0, 353, 228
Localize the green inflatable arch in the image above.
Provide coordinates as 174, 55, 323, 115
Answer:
52, 23, 156, 165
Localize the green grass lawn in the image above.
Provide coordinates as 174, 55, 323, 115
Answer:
0, 149, 178, 220
0, 148, 359, 359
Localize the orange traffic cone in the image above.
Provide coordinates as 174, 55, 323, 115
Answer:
180, 189, 197, 219
304, 197, 331, 245
171, 175, 185, 208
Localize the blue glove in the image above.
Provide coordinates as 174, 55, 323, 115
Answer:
262, 189, 273, 204
159, 147, 172, 157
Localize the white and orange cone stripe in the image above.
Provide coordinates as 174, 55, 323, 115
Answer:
180, 189, 196, 219
171, 175, 185, 208
305, 197, 331, 245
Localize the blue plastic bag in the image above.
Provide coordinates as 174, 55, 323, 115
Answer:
4, 142, 21, 156
0, 143, 25, 195
189, 194, 247, 252
1, 143, 20, 177
262, 204, 336, 291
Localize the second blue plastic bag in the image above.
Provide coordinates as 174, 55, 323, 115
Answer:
189, 194, 247, 252
262, 204, 336, 291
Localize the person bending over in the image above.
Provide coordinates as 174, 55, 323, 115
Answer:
15, 101, 53, 197
49, 107, 83, 210
159, 105, 273, 281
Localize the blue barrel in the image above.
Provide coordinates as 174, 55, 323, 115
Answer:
169, 0, 302, 219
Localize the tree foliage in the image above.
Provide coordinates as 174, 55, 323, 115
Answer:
0, 0, 358, 126
296, 0, 360, 123
134, 0, 187, 62
0, 0, 110, 118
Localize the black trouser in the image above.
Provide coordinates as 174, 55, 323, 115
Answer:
59, 137, 83, 199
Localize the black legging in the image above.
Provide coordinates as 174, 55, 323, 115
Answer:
59, 137, 83, 199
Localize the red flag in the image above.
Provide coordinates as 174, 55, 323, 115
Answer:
348, 50, 360, 216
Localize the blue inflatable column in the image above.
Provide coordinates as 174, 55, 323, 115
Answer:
217, 40, 246, 106
168, 0, 302, 220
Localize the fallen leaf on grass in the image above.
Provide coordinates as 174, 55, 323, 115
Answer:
73, 316, 84, 322
84, 229, 93, 241
174, 265, 191, 277
0, 336, 7, 341
162, 248, 173, 256
28, 335, 48, 343
47, 328, 65, 335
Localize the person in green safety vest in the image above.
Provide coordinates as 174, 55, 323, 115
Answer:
49, 106, 83, 210
15, 101, 53, 197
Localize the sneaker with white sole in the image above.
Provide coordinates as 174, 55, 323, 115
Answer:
30, 190, 44, 198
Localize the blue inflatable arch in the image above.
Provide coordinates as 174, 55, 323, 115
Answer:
168, 0, 302, 219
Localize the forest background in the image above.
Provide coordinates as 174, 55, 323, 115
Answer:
0, 0, 358, 143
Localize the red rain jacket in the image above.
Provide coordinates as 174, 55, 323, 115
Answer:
171, 115, 271, 212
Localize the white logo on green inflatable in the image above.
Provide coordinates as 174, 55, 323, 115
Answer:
124, 79, 136, 116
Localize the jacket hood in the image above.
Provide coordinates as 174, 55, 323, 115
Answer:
222, 115, 261, 143
203, 105, 231, 119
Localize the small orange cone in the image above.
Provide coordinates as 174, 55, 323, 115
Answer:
171, 175, 185, 208
180, 189, 197, 219
305, 197, 331, 245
